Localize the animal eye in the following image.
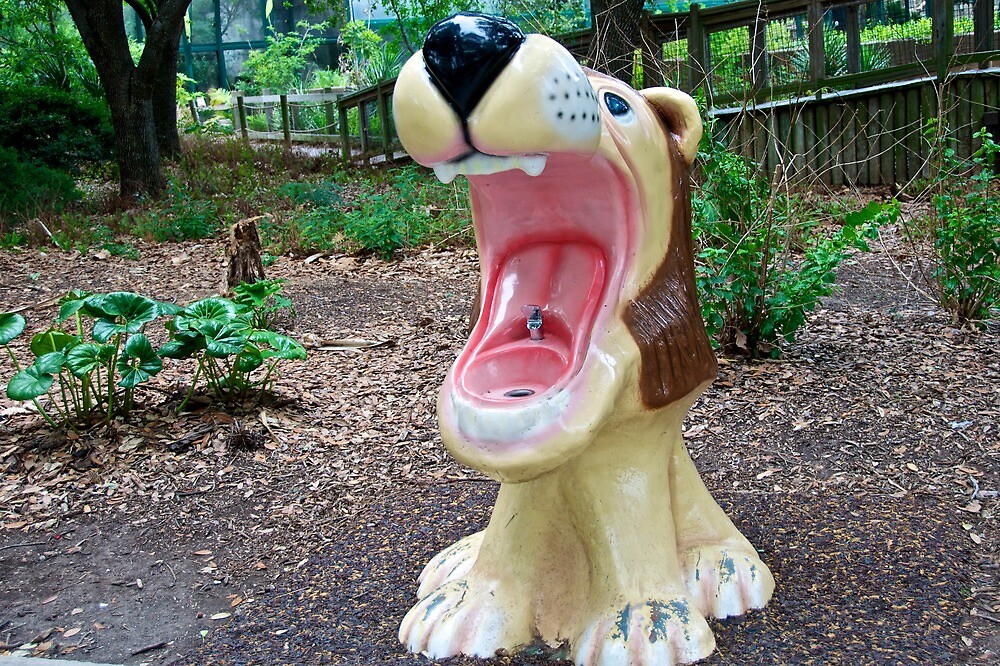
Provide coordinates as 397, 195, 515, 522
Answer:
603, 92, 631, 117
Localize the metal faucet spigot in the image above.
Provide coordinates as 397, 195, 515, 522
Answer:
521, 304, 543, 341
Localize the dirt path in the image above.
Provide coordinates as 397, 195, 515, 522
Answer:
0, 236, 996, 664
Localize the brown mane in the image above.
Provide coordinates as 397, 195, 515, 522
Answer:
623, 140, 718, 408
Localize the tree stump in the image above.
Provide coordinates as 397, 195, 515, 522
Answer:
226, 216, 266, 290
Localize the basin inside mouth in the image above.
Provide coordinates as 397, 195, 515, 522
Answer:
456, 241, 606, 402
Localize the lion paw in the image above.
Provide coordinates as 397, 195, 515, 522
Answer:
399, 576, 531, 659
416, 531, 484, 598
572, 597, 715, 666
681, 546, 774, 619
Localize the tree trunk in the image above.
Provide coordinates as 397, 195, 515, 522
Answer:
109, 87, 166, 198
589, 0, 645, 87
65, 0, 190, 198
154, 35, 182, 159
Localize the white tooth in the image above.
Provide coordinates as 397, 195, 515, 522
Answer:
431, 154, 548, 182
433, 163, 457, 184
519, 155, 546, 177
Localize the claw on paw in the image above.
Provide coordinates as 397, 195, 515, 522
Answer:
416, 531, 484, 598
399, 576, 532, 659
682, 547, 775, 619
573, 597, 715, 666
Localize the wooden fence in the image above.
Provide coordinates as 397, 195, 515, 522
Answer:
194, 0, 1000, 183
189, 85, 404, 165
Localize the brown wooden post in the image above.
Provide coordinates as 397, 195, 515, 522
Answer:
234, 92, 248, 140
687, 4, 707, 96
280, 93, 291, 147
808, 0, 826, 85
640, 16, 664, 88
189, 99, 201, 126
845, 3, 862, 74
750, 10, 769, 92
324, 87, 336, 137
339, 103, 351, 161
377, 83, 393, 161
934, 0, 955, 80
973, 0, 995, 52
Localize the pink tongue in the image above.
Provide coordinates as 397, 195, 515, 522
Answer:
458, 242, 606, 400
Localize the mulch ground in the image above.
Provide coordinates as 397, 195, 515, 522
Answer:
179, 483, 974, 666
0, 219, 997, 665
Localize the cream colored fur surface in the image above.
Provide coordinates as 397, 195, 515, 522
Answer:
393, 22, 774, 666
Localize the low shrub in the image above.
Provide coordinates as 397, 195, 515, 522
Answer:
918, 123, 1000, 326
692, 124, 883, 357
0, 85, 114, 173
0, 147, 80, 229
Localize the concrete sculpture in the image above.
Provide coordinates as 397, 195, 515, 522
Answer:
392, 13, 774, 665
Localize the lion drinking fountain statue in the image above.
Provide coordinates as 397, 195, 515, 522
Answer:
392, 13, 775, 665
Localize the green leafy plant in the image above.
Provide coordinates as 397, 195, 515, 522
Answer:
161, 292, 305, 409
918, 123, 1000, 326
693, 124, 884, 357
232, 278, 294, 330
240, 20, 328, 94
2, 291, 174, 428
0, 146, 80, 229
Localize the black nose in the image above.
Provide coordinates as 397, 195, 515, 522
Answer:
422, 13, 525, 120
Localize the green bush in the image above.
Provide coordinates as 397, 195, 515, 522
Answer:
0, 85, 114, 172
0, 146, 80, 228
133, 183, 222, 242
692, 124, 883, 357
921, 124, 1000, 326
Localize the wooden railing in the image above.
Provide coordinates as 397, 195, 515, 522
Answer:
192, 0, 999, 182
188, 85, 405, 165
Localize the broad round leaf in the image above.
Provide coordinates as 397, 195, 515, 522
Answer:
30, 330, 77, 357
0, 313, 26, 345
236, 344, 264, 373
252, 331, 307, 360
174, 298, 239, 332
157, 301, 184, 317
92, 319, 125, 343
117, 333, 163, 388
200, 321, 250, 358
33, 351, 67, 375
94, 292, 160, 322
159, 331, 206, 359
66, 343, 105, 378
7, 365, 54, 401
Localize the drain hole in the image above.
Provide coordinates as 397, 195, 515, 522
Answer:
503, 388, 535, 398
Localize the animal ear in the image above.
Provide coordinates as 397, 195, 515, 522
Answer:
640, 87, 702, 165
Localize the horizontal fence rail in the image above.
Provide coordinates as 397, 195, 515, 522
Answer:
195, 0, 999, 182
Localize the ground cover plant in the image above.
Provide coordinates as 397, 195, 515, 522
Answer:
2, 283, 304, 429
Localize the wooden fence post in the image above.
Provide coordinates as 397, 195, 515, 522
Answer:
188, 100, 201, 126
234, 92, 248, 140
687, 4, 707, 96
640, 16, 664, 88
845, 4, 862, 74
808, 0, 826, 85
324, 87, 337, 137
377, 84, 393, 161
279, 94, 291, 147
973, 0, 995, 52
934, 0, 955, 80
339, 103, 351, 161
750, 9, 769, 93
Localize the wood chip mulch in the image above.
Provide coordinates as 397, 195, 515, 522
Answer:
0, 225, 997, 664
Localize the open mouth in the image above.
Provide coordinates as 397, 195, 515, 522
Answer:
440, 152, 634, 407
